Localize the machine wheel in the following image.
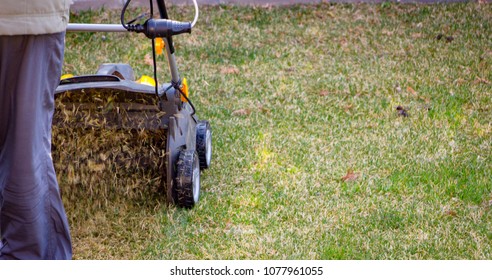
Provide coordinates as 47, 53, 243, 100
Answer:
196, 120, 212, 170
174, 150, 200, 208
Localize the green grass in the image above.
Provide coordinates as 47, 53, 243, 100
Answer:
60, 3, 491, 259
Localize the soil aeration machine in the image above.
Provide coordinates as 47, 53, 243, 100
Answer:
54, 0, 211, 208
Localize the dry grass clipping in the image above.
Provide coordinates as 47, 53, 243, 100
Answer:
52, 88, 167, 259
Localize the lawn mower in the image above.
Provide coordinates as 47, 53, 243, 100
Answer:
53, 0, 211, 208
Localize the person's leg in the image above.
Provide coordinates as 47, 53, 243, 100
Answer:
0, 32, 72, 260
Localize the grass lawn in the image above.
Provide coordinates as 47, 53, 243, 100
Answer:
59, 2, 491, 259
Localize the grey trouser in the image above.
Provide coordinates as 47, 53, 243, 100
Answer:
0, 32, 72, 259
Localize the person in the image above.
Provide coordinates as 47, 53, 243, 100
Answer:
0, 0, 73, 259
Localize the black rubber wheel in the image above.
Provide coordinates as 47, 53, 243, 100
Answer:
174, 150, 200, 208
196, 120, 212, 170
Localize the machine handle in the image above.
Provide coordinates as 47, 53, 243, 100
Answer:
128, 19, 191, 39
67, 23, 127, 32
66, 20, 191, 38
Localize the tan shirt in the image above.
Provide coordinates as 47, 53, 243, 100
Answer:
0, 0, 71, 35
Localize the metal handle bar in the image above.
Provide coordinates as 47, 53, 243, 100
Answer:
67, 23, 127, 32
67, 21, 191, 38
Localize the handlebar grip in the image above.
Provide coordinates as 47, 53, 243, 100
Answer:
144, 19, 191, 39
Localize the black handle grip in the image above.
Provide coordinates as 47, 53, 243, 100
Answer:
144, 19, 191, 39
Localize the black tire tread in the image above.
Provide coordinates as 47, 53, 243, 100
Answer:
196, 120, 211, 170
174, 150, 199, 208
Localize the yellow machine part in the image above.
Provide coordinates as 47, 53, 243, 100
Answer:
155, 38, 165, 55
180, 78, 189, 102
136, 75, 156, 87
60, 74, 74, 80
